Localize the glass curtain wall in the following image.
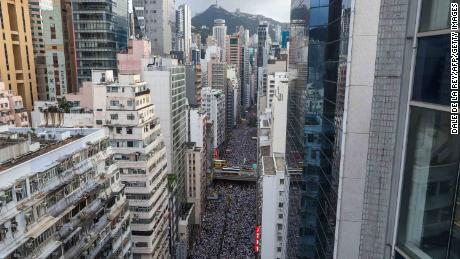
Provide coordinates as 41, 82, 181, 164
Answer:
287, 0, 352, 258
397, 1, 460, 259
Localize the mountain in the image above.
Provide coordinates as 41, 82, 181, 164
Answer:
191, 5, 287, 44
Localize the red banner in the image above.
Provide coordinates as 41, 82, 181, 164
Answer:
255, 225, 260, 253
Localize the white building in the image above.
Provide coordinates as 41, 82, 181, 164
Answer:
212, 19, 227, 61
142, 57, 187, 252
133, 0, 175, 55
104, 74, 170, 258
226, 67, 240, 129
176, 4, 192, 62
260, 155, 290, 259
267, 72, 288, 109
201, 87, 225, 149
0, 127, 132, 259
258, 69, 290, 258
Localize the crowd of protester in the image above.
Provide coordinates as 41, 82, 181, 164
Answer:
223, 124, 257, 168
190, 182, 256, 258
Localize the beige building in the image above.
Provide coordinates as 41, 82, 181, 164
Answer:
0, 0, 38, 111
185, 142, 207, 226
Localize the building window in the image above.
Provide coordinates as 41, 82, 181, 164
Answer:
127, 114, 135, 120
50, 24, 56, 39
116, 127, 122, 134
110, 100, 119, 106
419, 0, 452, 32
397, 107, 460, 258
127, 128, 133, 134
127, 141, 134, 147
96, 120, 102, 125
412, 35, 450, 106
110, 114, 118, 120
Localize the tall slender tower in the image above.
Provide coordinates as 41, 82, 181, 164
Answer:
212, 19, 227, 61
176, 4, 192, 62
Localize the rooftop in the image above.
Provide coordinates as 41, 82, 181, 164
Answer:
262, 156, 276, 176
0, 135, 81, 172
0, 128, 106, 189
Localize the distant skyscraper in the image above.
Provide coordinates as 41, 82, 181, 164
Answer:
226, 34, 242, 75
212, 19, 227, 61
133, 0, 175, 55
275, 25, 282, 43
176, 4, 192, 62
257, 22, 269, 68
0, 0, 38, 111
281, 30, 289, 49
30, 0, 77, 101
72, 0, 128, 86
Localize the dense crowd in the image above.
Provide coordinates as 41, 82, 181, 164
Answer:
224, 124, 257, 168
190, 182, 256, 258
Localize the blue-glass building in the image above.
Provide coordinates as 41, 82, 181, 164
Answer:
286, 0, 352, 258
72, 0, 128, 86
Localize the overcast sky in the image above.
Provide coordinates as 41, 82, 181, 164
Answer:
176, 0, 291, 22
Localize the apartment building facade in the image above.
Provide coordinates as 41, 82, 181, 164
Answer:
104, 74, 170, 258
0, 128, 132, 259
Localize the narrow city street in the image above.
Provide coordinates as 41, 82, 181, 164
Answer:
190, 118, 258, 258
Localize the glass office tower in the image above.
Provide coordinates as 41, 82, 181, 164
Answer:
72, 0, 128, 86
287, 0, 352, 258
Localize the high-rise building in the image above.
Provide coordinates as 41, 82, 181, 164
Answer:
29, 0, 77, 101
242, 47, 252, 108
281, 30, 289, 49
0, 127, 133, 258
207, 57, 227, 92
72, 0, 128, 86
267, 72, 288, 109
104, 74, 170, 258
260, 155, 290, 259
142, 57, 187, 255
226, 34, 242, 75
201, 87, 225, 149
212, 19, 227, 61
226, 67, 240, 130
0, 0, 38, 111
185, 141, 206, 225
176, 4, 192, 62
257, 22, 269, 69
185, 64, 202, 106
286, 1, 459, 259
133, 0, 175, 55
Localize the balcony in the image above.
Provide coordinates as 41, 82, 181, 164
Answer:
135, 89, 150, 97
